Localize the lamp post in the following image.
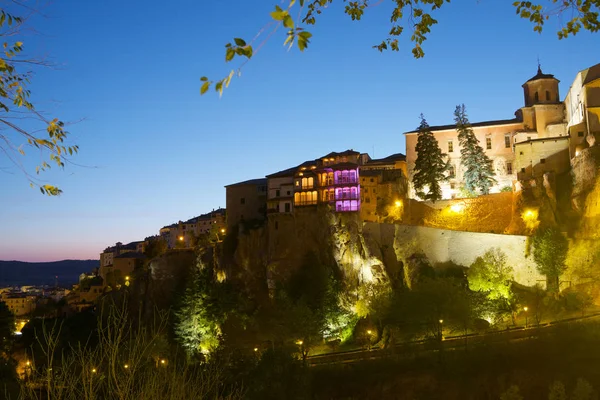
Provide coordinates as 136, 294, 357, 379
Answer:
438, 319, 444, 341
523, 306, 528, 328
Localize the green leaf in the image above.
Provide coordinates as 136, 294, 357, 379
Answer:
298, 31, 312, 39
201, 81, 210, 95
271, 6, 288, 21
200, 76, 208, 81
283, 15, 294, 28
225, 48, 235, 62
234, 38, 246, 46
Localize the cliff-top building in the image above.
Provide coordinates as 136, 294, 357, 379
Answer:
404, 65, 569, 200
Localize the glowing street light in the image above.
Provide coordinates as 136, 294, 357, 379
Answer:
124, 364, 129, 369
439, 319, 444, 324
160, 359, 166, 365
178, 236, 184, 241
220, 228, 226, 234
524, 306, 529, 328
125, 276, 130, 281
296, 340, 303, 346
254, 347, 258, 352
367, 330, 372, 335
91, 368, 97, 374
394, 200, 402, 207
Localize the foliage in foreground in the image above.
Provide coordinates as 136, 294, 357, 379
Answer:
0, 5, 77, 195
19, 299, 241, 400
201, 0, 600, 96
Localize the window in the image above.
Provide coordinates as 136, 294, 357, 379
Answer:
275, 190, 280, 197
578, 131, 584, 137
519, 151, 523, 156
364, 188, 368, 193
450, 182, 455, 189
546, 90, 550, 101
285, 203, 290, 212
366, 197, 371, 203
521, 168, 526, 173
486, 137, 492, 150
540, 158, 546, 164
370, 178, 374, 183
448, 140, 454, 152
505, 135, 511, 148
506, 162, 513, 175
534, 92, 539, 102
287, 190, 291, 195
527, 136, 531, 141
448, 165, 455, 178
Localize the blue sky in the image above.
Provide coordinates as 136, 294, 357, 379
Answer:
0, 1, 598, 261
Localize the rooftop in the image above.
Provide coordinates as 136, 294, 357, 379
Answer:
404, 118, 522, 134
320, 149, 360, 159
366, 153, 406, 164
581, 62, 600, 86
225, 178, 267, 188
184, 208, 226, 224
514, 135, 569, 145
266, 165, 300, 179
525, 66, 558, 83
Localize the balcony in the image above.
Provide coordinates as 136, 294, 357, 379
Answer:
295, 200, 318, 207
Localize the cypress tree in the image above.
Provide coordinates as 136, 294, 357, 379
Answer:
412, 114, 448, 202
454, 104, 496, 194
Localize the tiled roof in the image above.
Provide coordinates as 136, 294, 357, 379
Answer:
225, 178, 267, 187
514, 135, 569, 145
525, 66, 557, 83
266, 166, 299, 178
366, 153, 406, 164
320, 149, 360, 159
403, 118, 522, 134
582, 63, 600, 86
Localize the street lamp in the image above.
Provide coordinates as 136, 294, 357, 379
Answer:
220, 228, 226, 234
178, 236, 184, 241
523, 306, 528, 328
438, 319, 444, 341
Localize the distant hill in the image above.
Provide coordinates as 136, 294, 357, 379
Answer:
0, 260, 98, 287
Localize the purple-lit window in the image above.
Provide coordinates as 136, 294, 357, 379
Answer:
335, 200, 360, 212
349, 170, 357, 183
334, 171, 341, 184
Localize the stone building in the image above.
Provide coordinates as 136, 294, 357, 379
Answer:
404, 66, 569, 199
565, 62, 600, 158
225, 178, 267, 230
160, 208, 226, 248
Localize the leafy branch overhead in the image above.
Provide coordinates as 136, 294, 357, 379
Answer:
0, 7, 77, 195
201, 0, 600, 96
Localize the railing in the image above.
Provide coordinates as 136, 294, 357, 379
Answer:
295, 200, 318, 206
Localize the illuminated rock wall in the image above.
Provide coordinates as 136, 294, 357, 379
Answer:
363, 223, 544, 287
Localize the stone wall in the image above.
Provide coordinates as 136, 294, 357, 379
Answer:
362, 223, 544, 287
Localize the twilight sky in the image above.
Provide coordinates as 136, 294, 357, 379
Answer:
0, 1, 598, 262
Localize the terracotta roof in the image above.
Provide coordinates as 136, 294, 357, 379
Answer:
320, 149, 360, 159
403, 118, 521, 135
225, 178, 267, 187
366, 153, 406, 164
525, 66, 558, 83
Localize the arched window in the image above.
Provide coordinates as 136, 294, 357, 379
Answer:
335, 188, 342, 200
546, 90, 550, 101
294, 193, 300, 204
311, 191, 318, 203
351, 187, 357, 199
327, 172, 334, 185
534, 92, 539, 102
341, 170, 349, 183
308, 177, 314, 188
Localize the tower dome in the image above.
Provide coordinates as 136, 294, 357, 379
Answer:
522, 65, 560, 107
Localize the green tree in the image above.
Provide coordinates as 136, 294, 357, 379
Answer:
0, 6, 77, 195
454, 104, 496, 194
501, 385, 523, 400
548, 381, 567, 400
467, 248, 514, 300
532, 227, 568, 292
201, 1, 600, 95
412, 114, 448, 202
